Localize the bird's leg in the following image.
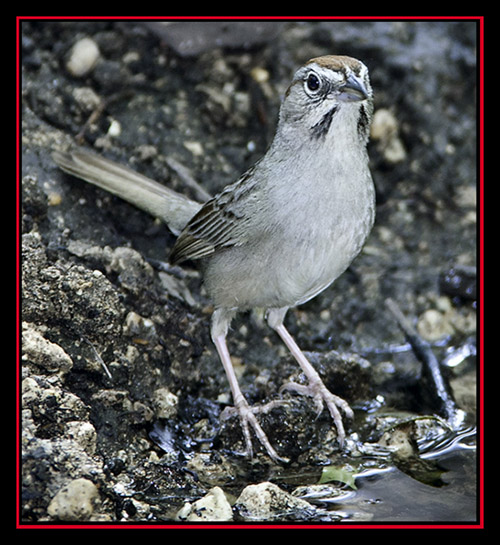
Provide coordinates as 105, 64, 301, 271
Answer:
266, 307, 354, 446
211, 309, 288, 463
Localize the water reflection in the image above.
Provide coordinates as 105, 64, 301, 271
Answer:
279, 423, 477, 522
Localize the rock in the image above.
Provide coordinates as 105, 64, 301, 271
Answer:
72, 86, 101, 112
370, 108, 406, 164
292, 483, 356, 504
185, 453, 237, 488
234, 482, 318, 521
21, 375, 89, 422
176, 486, 233, 522
66, 37, 100, 77
123, 311, 158, 344
152, 387, 179, 419
143, 21, 282, 56
107, 246, 155, 295
47, 478, 100, 521
64, 421, 97, 456
22, 322, 73, 374
380, 422, 417, 459
22, 236, 125, 341
417, 308, 455, 341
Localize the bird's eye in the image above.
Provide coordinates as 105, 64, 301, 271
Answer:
305, 72, 321, 92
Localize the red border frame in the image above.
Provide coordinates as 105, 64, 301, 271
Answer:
16, 15, 485, 531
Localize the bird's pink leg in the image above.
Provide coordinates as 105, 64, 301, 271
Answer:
267, 307, 353, 446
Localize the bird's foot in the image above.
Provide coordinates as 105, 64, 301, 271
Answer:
280, 378, 353, 446
221, 398, 290, 463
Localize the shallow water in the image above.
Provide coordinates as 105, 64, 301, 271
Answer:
252, 424, 478, 524
331, 448, 477, 522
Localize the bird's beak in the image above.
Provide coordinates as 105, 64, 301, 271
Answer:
338, 74, 369, 102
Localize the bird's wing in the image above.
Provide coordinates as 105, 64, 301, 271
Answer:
169, 166, 257, 265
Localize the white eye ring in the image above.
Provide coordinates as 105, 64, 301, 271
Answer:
305, 72, 321, 94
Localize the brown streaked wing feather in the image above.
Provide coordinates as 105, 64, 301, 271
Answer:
169, 165, 259, 265
169, 198, 242, 264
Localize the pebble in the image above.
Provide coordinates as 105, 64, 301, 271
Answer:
250, 66, 270, 83
152, 387, 179, 419
371, 108, 406, 163
22, 322, 73, 374
183, 140, 204, 157
417, 308, 454, 341
72, 86, 101, 112
234, 481, 318, 521
176, 486, 233, 522
47, 192, 62, 206
123, 311, 157, 344
107, 118, 121, 137
66, 37, 100, 77
47, 478, 100, 521
64, 421, 97, 456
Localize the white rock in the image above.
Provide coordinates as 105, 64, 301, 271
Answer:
250, 66, 270, 83
22, 322, 73, 374
183, 140, 203, 156
371, 108, 406, 163
107, 118, 121, 137
417, 308, 454, 341
47, 478, 100, 521
72, 86, 101, 112
152, 387, 179, 419
371, 108, 398, 141
64, 421, 97, 455
234, 481, 316, 521
66, 37, 100, 77
176, 486, 233, 522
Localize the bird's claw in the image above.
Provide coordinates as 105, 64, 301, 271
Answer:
221, 399, 290, 463
280, 380, 353, 446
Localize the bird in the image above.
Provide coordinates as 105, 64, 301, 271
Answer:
53, 54, 375, 462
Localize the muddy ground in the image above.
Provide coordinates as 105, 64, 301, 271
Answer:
20, 19, 478, 523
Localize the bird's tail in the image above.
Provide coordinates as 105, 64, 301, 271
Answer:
52, 149, 203, 235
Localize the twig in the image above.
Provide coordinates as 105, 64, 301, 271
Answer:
82, 336, 112, 380
165, 156, 212, 202
75, 91, 133, 145
385, 298, 463, 427
75, 99, 107, 145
